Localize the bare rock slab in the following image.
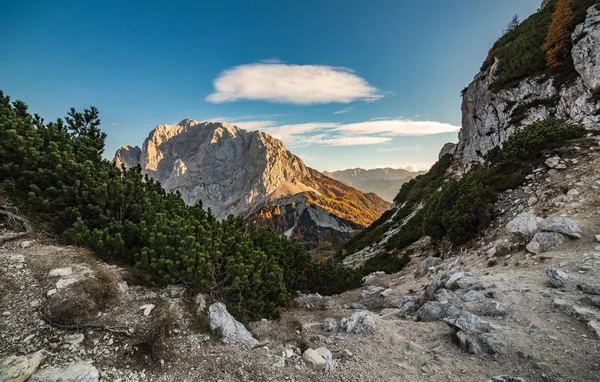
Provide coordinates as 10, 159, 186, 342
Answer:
0, 351, 46, 382
29, 361, 99, 382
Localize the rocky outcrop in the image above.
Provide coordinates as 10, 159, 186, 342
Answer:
114, 120, 388, 246
453, 5, 600, 172
208, 302, 258, 345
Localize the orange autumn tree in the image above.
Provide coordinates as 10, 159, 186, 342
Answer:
543, 0, 574, 68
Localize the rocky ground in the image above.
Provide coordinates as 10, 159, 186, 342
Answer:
1, 140, 600, 382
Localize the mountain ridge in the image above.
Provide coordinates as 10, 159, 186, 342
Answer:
114, 119, 389, 247
323, 167, 425, 202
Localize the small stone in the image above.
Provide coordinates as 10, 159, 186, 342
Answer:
380, 288, 393, 298
462, 290, 486, 302
417, 302, 446, 322
578, 283, 600, 295
48, 267, 73, 277
489, 377, 526, 382
544, 157, 560, 169
166, 284, 186, 298
63, 333, 85, 346
350, 303, 367, 310
322, 318, 338, 332
316, 347, 334, 372
340, 311, 376, 334
302, 348, 327, 370
46, 289, 57, 297
420, 256, 442, 275
20, 240, 35, 249
595, 235, 600, 243
542, 217, 582, 239
194, 293, 208, 314
139, 304, 155, 316
546, 267, 568, 288
526, 232, 566, 254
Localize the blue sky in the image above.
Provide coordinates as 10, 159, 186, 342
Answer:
1, 0, 540, 171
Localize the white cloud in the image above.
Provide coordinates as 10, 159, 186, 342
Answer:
333, 107, 353, 115
264, 122, 337, 140
335, 119, 461, 136
376, 145, 422, 152
317, 136, 392, 146
206, 62, 382, 104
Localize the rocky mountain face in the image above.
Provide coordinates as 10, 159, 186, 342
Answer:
114, 120, 388, 247
323, 168, 425, 202
445, 4, 600, 172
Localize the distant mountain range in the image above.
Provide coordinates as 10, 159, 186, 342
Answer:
323, 167, 425, 202
114, 120, 389, 248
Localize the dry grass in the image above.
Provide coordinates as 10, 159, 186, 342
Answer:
44, 268, 118, 325
132, 302, 178, 361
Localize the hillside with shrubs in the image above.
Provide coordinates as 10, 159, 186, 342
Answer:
0, 91, 363, 321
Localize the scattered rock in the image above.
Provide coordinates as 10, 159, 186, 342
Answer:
62, 333, 85, 346
542, 217, 582, 239
0, 351, 46, 382
462, 290, 486, 302
20, 240, 35, 249
435, 289, 462, 305
316, 347, 334, 372
398, 296, 418, 316
423, 278, 442, 302
302, 348, 327, 370
588, 321, 600, 339
195, 293, 208, 314
322, 318, 338, 332
420, 256, 442, 275
380, 288, 393, 298
445, 272, 470, 290
489, 377, 526, 382
29, 361, 99, 382
340, 311, 376, 334
166, 284, 186, 298
465, 300, 507, 317
578, 283, 600, 295
506, 212, 544, 242
444, 310, 505, 354
417, 302, 446, 322
526, 232, 566, 254
544, 156, 560, 168
140, 304, 155, 316
208, 302, 258, 345
546, 267, 569, 288
47, 267, 73, 277
595, 234, 600, 243
350, 303, 367, 310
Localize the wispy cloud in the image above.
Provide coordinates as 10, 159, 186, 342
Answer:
206, 62, 382, 104
333, 107, 353, 115
376, 145, 422, 152
335, 119, 460, 136
317, 136, 392, 146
